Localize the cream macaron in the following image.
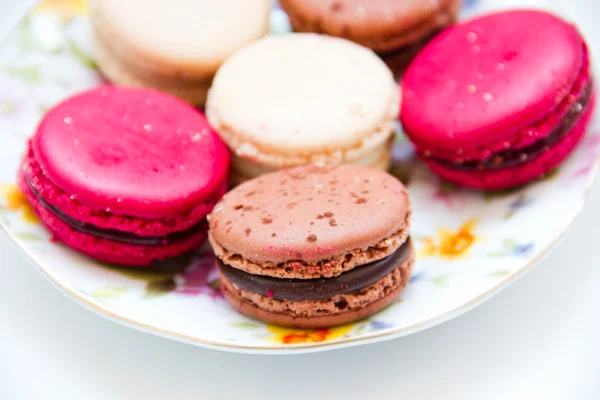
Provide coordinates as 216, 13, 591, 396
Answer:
206, 33, 400, 184
88, 0, 270, 106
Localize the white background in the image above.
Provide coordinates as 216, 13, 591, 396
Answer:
1, 0, 600, 398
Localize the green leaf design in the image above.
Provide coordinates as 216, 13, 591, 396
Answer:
503, 238, 519, 250
144, 278, 177, 298
91, 286, 127, 299
37, 104, 50, 114
15, 21, 43, 53
352, 323, 369, 337
410, 234, 429, 242
208, 278, 221, 291
13, 231, 41, 241
97, 262, 175, 283
430, 273, 452, 287
439, 181, 458, 194
67, 39, 97, 70
540, 168, 559, 181
0, 101, 16, 115
232, 322, 260, 329
486, 251, 507, 258
504, 210, 516, 220
484, 187, 522, 201
488, 270, 511, 278
3, 65, 42, 85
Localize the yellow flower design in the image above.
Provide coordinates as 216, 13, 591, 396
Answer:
267, 323, 355, 344
32, 0, 88, 20
418, 219, 480, 260
1, 184, 39, 224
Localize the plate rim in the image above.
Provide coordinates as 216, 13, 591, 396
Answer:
1, 0, 599, 354
2, 158, 597, 354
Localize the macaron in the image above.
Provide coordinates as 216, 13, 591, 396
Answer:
88, 0, 270, 106
401, 10, 596, 190
206, 33, 399, 185
208, 165, 413, 328
278, 0, 462, 75
18, 86, 230, 267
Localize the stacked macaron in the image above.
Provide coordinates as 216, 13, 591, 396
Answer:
206, 33, 399, 185
88, 0, 270, 106
19, 87, 230, 267
401, 10, 595, 190
208, 165, 413, 328
279, 0, 462, 74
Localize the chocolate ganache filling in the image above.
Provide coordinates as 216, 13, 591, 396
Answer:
434, 81, 593, 172
218, 238, 412, 301
25, 173, 204, 246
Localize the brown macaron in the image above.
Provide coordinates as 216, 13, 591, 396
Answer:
208, 165, 413, 328
278, 0, 462, 75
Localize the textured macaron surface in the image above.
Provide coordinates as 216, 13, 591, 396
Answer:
208, 165, 410, 266
279, 0, 459, 51
207, 33, 398, 158
88, 0, 270, 74
32, 86, 230, 219
401, 10, 588, 158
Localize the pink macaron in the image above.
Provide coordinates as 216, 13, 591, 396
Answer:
401, 10, 595, 190
19, 86, 230, 267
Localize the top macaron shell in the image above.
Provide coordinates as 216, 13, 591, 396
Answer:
208, 165, 410, 264
88, 0, 270, 76
280, 0, 460, 52
33, 86, 230, 219
207, 33, 399, 157
401, 10, 586, 155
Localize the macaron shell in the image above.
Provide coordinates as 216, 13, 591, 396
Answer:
228, 137, 393, 185
19, 172, 207, 267
427, 93, 595, 190
209, 165, 410, 264
23, 147, 225, 236
88, 0, 270, 76
279, 0, 459, 52
206, 33, 399, 157
33, 86, 230, 219
220, 248, 414, 328
402, 10, 585, 151
91, 33, 212, 105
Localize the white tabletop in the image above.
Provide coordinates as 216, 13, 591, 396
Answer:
2, 1, 600, 399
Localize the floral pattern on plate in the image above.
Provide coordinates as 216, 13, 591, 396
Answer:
0, 0, 598, 353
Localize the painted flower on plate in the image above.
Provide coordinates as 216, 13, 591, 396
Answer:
0, 183, 38, 223
418, 219, 480, 260
33, 0, 88, 21
266, 323, 355, 344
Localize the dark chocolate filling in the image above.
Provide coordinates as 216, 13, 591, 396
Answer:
218, 238, 412, 301
432, 82, 593, 172
25, 172, 204, 246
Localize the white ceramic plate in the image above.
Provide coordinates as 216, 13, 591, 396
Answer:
1, 0, 597, 354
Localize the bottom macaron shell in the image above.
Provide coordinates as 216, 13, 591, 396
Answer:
219, 247, 414, 329
425, 96, 596, 190
19, 173, 207, 267
92, 34, 212, 106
